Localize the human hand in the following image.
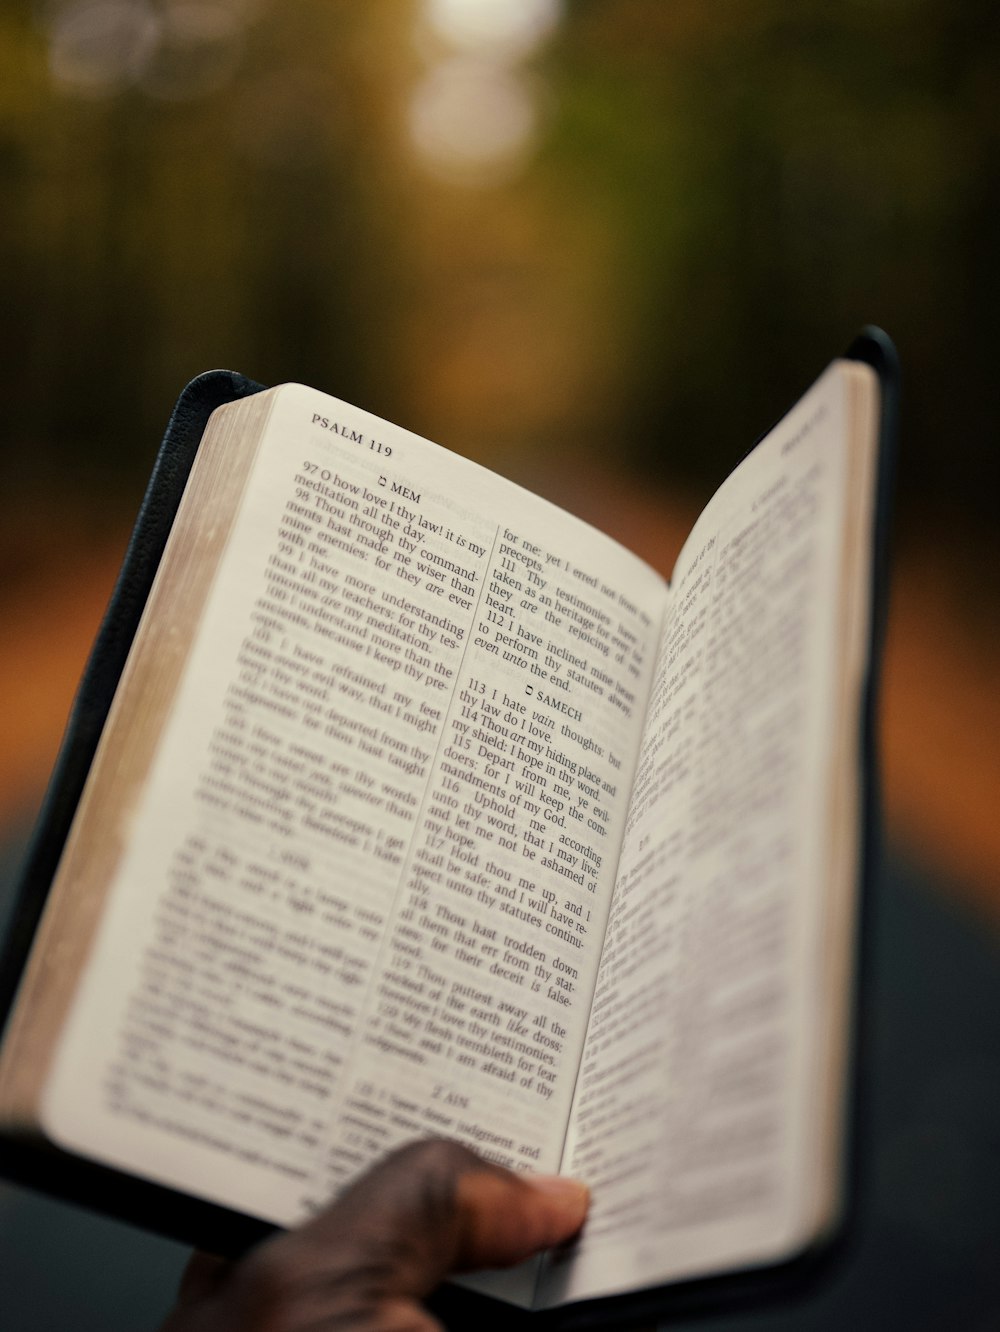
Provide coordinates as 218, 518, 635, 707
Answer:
158, 1139, 589, 1330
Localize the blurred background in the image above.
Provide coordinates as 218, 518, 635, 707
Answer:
0, 1, 998, 1328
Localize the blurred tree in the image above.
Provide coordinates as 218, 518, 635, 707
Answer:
0, 0, 997, 568
540, 0, 1000, 542
0, 2, 413, 510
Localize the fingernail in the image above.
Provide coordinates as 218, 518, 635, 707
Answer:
524, 1174, 590, 1218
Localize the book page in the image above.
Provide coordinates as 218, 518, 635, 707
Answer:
38, 385, 666, 1247
543, 363, 878, 1305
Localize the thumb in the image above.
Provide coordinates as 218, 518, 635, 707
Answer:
296, 1138, 588, 1287
220, 1140, 587, 1328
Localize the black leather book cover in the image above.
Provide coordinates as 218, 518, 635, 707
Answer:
0, 339, 899, 1326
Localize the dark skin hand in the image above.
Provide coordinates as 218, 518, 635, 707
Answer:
158, 1139, 590, 1331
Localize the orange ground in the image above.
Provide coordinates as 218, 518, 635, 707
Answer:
2, 480, 997, 923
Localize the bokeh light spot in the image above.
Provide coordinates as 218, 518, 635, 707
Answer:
425, 0, 562, 58
47, 0, 159, 96
408, 54, 540, 183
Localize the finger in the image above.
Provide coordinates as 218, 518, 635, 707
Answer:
303, 1139, 587, 1279
453, 1165, 590, 1269
244, 1139, 588, 1315
174, 1252, 229, 1305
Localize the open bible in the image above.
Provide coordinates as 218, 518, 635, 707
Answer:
0, 331, 895, 1325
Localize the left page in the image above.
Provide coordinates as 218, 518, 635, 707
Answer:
28, 385, 666, 1238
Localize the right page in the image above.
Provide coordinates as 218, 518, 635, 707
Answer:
541, 361, 879, 1307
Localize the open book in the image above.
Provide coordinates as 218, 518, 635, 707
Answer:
0, 331, 895, 1325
